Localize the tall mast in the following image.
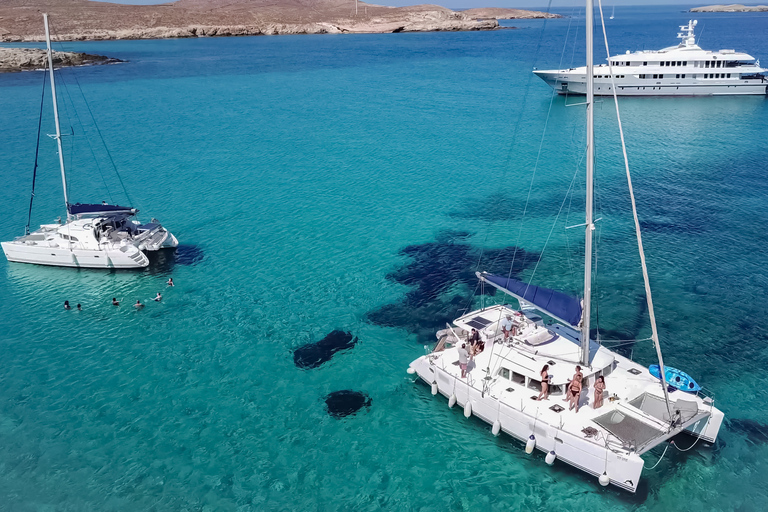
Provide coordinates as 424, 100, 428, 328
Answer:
43, 14, 70, 217
580, 0, 595, 366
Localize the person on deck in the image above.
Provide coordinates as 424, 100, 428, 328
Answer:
468, 328, 481, 355
537, 364, 550, 401
458, 343, 469, 379
594, 376, 606, 409
563, 366, 583, 402
568, 374, 582, 412
501, 315, 515, 341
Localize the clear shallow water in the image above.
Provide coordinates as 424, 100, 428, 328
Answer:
1, 5, 768, 511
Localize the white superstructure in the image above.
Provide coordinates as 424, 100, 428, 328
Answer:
408, 5, 724, 493
1, 14, 178, 269
534, 20, 767, 96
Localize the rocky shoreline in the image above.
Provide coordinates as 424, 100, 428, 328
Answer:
690, 4, 768, 12
0, 48, 122, 73
0, 1, 559, 43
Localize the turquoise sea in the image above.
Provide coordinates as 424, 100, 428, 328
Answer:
1, 4, 768, 510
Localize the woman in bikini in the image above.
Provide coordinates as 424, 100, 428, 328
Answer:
568, 374, 582, 412
537, 364, 550, 401
593, 376, 606, 409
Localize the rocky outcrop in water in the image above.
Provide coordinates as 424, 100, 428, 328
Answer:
324, 390, 371, 418
461, 8, 560, 20
293, 330, 358, 369
0, 48, 121, 73
690, 4, 768, 11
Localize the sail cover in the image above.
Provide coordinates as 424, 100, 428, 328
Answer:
68, 203, 136, 215
479, 272, 582, 327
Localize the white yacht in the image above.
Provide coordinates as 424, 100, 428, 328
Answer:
1, 15, 178, 269
408, 4, 723, 492
534, 20, 767, 96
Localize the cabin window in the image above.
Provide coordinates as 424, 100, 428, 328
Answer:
653, 74, 658, 79
705, 61, 710, 68
643, 61, 647, 65
683, 61, 687, 66
676, 74, 679, 79
727, 73, 731, 78
660, 61, 665, 66
511, 372, 525, 385
603, 363, 614, 377
677, 61, 681, 66
682, 74, 686, 78
528, 379, 543, 392
498, 368, 510, 380
717, 61, 722, 68
659, 74, 664, 79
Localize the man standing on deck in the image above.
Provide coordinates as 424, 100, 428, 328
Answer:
501, 314, 514, 341
458, 343, 469, 378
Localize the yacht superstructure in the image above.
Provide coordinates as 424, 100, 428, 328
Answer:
534, 20, 767, 96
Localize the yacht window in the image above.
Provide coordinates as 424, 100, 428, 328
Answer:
683, 61, 687, 66
659, 74, 664, 79
660, 61, 665, 66
716, 73, 720, 78
603, 363, 614, 377
643, 61, 647, 65
705, 61, 710, 68
677, 61, 681, 66
498, 368, 510, 380
727, 73, 730, 78
676, 74, 679, 79
528, 379, 543, 392
511, 372, 525, 385
682, 74, 686, 78
653, 74, 658, 79
717, 61, 722, 68
671, 61, 675, 66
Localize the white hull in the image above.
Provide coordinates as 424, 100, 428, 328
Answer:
534, 71, 768, 96
2, 241, 149, 268
408, 305, 724, 492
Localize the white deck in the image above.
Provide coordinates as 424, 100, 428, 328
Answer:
409, 305, 723, 492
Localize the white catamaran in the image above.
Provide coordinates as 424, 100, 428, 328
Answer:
408, 2, 723, 492
1, 14, 178, 269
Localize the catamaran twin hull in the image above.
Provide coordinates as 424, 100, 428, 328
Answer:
408, 304, 723, 492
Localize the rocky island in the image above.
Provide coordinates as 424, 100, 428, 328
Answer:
690, 4, 768, 12
0, 0, 559, 42
0, 48, 121, 73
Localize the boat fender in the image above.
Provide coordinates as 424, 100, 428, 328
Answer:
448, 394, 457, 408
492, 419, 501, 436
431, 382, 438, 395
545, 451, 556, 465
599, 472, 610, 486
525, 434, 536, 454
406, 367, 415, 375
138, 244, 146, 251
464, 401, 472, 418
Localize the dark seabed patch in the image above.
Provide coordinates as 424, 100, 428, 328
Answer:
365, 230, 541, 341
324, 390, 371, 418
147, 244, 205, 273
293, 330, 357, 369
727, 418, 768, 445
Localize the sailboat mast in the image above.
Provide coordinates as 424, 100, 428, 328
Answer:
580, 0, 595, 367
43, 14, 70, 217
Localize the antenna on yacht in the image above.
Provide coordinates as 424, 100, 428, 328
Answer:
43, 14, 70, 219
580, 0, 595, 367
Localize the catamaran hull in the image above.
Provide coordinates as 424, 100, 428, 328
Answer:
410, 357, 645, 492
534, 71, 768, 96
1, 242, 149, 268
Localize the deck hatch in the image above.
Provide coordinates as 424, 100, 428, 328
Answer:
466, 317, 492, 329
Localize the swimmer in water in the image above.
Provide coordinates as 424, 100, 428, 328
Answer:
154, 292, 162, 302
77, 304, 82, 311
167, 278, 174, 286
112, 298, 119, 306
64, 300, 71, 310
134, 300, 144, 309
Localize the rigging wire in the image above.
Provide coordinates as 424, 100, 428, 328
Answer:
49, 19, 133, 209
26, 67, 49, 235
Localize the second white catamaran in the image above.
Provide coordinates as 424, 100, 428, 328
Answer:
408, 4, 723, 493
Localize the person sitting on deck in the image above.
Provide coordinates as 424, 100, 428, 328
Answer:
593, 376, 606, 409
468, 328, 482, 355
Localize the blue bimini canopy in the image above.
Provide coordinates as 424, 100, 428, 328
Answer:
68, 203, 136, 216
478, 272, 583, 328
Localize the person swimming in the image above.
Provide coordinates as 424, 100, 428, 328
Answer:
64, 300, 71, 310
154, 292, 162, 302
112, 298, 120, 306
76, 304, 82, 311
167, 278, 174, 286
134, 300, 144, 309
